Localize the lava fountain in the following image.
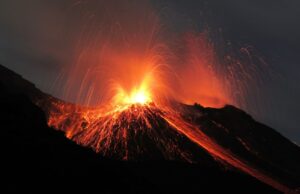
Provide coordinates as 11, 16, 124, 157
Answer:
44, 69, 288, 192
37, 0, 290, 192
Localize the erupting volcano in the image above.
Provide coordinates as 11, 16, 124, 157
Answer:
1, 1, 300, 193
30, 13, 299, 192
37, 62, 298, 193
1, 49, 300, 193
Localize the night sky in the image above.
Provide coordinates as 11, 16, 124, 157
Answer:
0, 0, 299, 143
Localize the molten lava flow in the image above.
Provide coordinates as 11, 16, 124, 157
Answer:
40, 1, 290, 192
44, 94, 289, 192
43, 62, 290, 192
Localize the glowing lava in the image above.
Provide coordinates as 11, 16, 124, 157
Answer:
114, 83, 152, 106
126, 88, 151, 105
42, 93, 289, 192
38, 1, 291, 192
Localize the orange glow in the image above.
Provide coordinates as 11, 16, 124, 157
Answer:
41, 97, 288, 193
53, 4, 229, 109
38, 1, 287, 192
172, 32, 230, 108
119, 86, 152, 105
113, 73, 153, 106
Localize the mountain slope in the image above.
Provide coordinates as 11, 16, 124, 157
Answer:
1, 64, 299, 193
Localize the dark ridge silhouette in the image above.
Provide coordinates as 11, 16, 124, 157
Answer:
1, 64, 299, 193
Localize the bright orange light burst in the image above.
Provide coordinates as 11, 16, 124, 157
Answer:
113, 79, 153, 106
122, 86, 152, 105
128, 88, 151, 104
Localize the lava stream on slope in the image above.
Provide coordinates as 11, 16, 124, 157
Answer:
39, 97, 290, 193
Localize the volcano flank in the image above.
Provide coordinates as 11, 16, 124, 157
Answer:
1, 64, 300, 193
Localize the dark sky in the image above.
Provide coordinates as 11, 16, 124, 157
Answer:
0, 0, 299, 143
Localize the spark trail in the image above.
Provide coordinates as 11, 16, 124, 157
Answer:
37, 1, 292, 192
